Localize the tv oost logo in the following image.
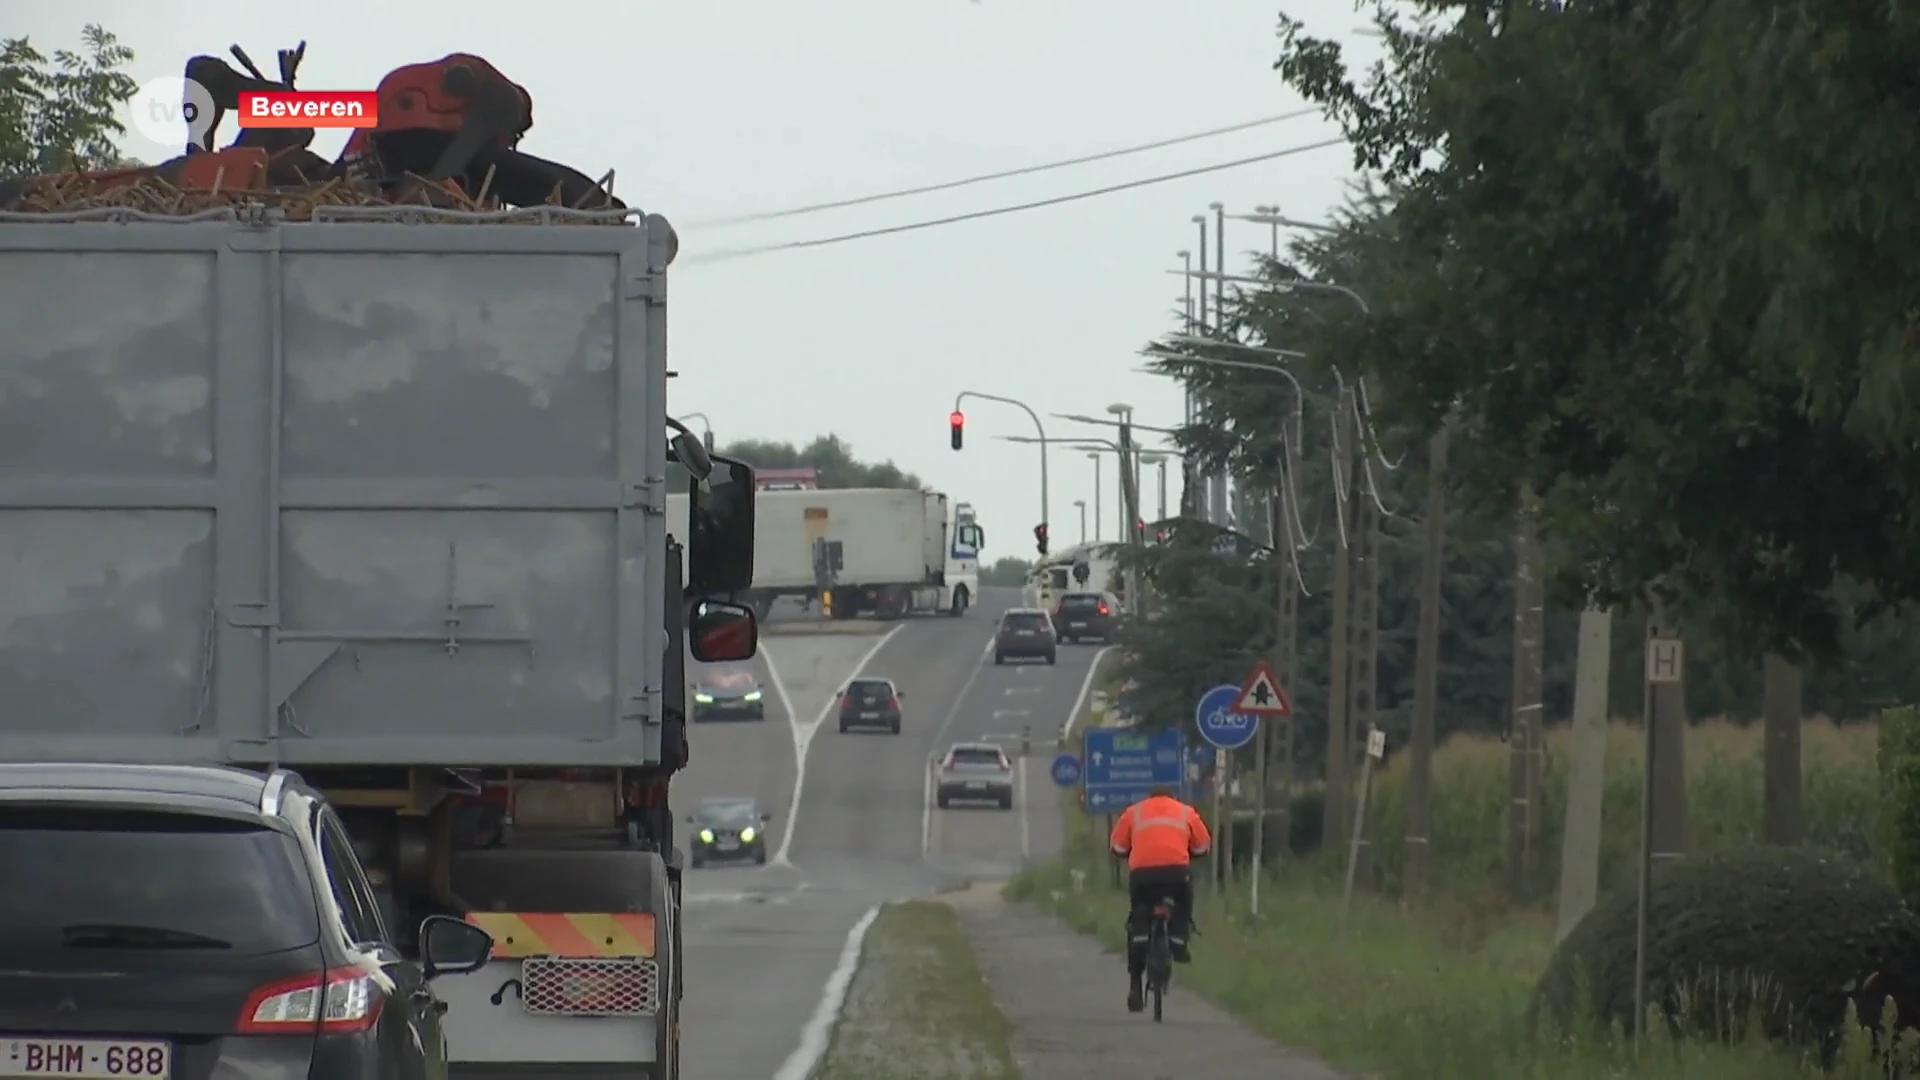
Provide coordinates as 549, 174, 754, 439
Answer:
126, 76, 217, 153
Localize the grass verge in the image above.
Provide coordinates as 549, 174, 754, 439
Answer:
812, 900, 1019, 1080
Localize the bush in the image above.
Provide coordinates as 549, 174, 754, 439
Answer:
1532, 846, 1920, 1059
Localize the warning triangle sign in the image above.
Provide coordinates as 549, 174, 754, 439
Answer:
1234, 661, 1292, 716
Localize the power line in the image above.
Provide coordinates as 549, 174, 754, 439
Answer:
687, 108, 1320, 229
683, 137, 1347, 265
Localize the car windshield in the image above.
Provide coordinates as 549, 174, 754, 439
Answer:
848, 680, 893, 701
949, 747, 1003, 768
697, 802, 759, 827
1059, 595, 1104, 612
1003, 613, 1049, 630
0, 807, 320, 956
701, 668, 756, 689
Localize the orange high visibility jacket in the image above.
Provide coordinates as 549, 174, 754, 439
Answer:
1108, 794, 1212, 871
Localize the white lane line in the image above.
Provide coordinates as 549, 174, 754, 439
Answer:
771, 904, 881, 1080
1005, 687, 1042, 696
1062, 645, 1118, 744
765, 626, 905, 867
921, 638, 995, 860
992, 709, 1031, 720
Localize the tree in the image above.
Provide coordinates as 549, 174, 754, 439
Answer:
667, 434, 923, 492
0, 26, 140, 179
1262, 1, 1920, 660
980, 557, 1031, 588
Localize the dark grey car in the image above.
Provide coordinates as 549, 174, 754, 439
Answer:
687, 797, 772, 868
838, 677, 903, 734
994, 608, 1057, 664
1053, 591, 1119, 643
0, 763, 494, 1080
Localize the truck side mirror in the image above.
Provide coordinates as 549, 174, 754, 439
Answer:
689, 455, 756, 595
689, 600, 757, 663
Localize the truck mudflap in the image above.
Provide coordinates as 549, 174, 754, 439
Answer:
445, 849, 678, 1078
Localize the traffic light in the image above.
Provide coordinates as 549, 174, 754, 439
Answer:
949, 411, 965, 451
1033, 522, 1049, 556
1134, 519, 1146, 541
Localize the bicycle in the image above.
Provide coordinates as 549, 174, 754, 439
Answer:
1143, 898, 1175, 1022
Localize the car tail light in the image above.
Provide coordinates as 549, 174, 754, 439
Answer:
1098, 603, 1110, 616
888, 697, 901, 711
236, 967, 383, 1035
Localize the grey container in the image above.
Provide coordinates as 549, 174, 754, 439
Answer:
0, 206, 676, 768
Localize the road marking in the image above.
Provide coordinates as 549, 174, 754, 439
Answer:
921, 637, 995, 860
992, 709, 1031, 720
764, 626, 905, 867
771, 904, 880, 1080
1005, 687, 1042, 696
1061, 644, 1118, 744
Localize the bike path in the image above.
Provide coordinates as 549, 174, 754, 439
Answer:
950, 887, 1354, 1080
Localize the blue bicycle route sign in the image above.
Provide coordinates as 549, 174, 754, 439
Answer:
1081, 727, 1186, 813
1049, 752, 1082, 788
1194, 683, 1259, 751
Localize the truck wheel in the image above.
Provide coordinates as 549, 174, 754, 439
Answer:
947, 587, 968, 617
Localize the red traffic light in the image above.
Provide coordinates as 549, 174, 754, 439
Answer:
949, 411, 965, 451
1032, 522, 1049, 555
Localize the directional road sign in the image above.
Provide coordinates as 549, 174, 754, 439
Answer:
1194, 683, 1259, 751
1082, 727, 1185, 813
1234, 661, 1293, 717
1049, 752, 1083, 788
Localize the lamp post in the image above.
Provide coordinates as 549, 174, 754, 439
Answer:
1087, 453, 1102, 542
680, 411, 714, 452
1139, 453, 1168, 519
1073, 500, 1087, 544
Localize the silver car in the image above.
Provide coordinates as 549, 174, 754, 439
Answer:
935, 742, 1014, 810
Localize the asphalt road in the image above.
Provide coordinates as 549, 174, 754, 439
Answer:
671, 588, 1106, 1080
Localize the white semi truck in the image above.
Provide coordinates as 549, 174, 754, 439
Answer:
0, 205, 758, 1080
670, 488, 982, 618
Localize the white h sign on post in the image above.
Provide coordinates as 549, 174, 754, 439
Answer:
1644, 638, 1684, 684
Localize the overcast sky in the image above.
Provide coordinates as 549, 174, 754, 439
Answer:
18, 0, 1375, 556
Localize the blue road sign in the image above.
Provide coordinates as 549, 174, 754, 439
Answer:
1082, 727, 1185, 813
1195, 683, 1259, 750
1050, 752, 1083, 788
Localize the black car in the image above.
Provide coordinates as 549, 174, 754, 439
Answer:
0, 762, 494, 1080
994, 608, 1058, 664
693, 666, 767, 721
1053, 590, 1120, 643
838, 677, 904, 734
687, 797, 772, 868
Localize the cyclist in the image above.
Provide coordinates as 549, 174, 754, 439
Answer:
1108, 783, 1211, 1012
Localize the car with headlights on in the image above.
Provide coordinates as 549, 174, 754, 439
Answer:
693, 666, 767, 721
686, 797, 771, 868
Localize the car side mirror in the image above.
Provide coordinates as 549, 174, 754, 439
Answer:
419, 914, 492, 979
689, 600, 758, 663
689, 455, 756, 595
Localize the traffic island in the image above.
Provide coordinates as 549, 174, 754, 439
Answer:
812, 900, 1019, 1080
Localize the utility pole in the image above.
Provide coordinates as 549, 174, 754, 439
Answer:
1555, 604, 1612, 941
1346, 418, 1382, 884
1761, 655, 1804, 844
1403, 426, 1448, 894
1266, 419, 1302, 871
1321, 386, 1357, 852
1505, 486, 1547, 897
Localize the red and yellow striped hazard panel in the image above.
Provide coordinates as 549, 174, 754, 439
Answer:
465, 912, 656, 959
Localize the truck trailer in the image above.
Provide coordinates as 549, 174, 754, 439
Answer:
0, 204, 758, 1080
668, 487, 983, 619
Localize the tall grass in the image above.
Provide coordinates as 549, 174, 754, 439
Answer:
1355, 717, 1880, 902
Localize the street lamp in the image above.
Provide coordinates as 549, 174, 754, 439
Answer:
1138, 452, 1169, 519
679, 411, 715, 452
1073, 499, 1087, 544
1087, 453, 1102, 542
953, 390, 1051, 560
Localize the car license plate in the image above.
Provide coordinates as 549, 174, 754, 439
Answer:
966, 781, 986, 789
3, 1038, 171, 1079
1069, 622, 1086, 629
717, 839, 738, 851
861, 711, 879, 719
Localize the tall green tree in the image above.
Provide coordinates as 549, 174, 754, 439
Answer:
0, 25, 140, 179
1263, 1, 1920, 660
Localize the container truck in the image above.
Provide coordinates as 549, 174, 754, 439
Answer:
0, 204, 758, 1080
668, 487, 982, 618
